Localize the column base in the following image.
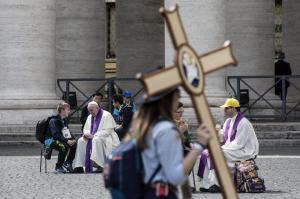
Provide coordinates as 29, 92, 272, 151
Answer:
0, 99, 61, 125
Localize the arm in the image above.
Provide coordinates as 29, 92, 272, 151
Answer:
49, 119, 67, 143
95, 128, 115, 137
155, 127, 185, 185
155, 124, 210, 185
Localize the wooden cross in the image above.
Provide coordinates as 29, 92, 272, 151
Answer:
136, 5, 238, 199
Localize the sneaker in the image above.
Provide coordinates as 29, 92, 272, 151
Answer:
63, 162, 73, 173
72, 167, 84, 173
200, 185, 220, 193
208, 185, 220, 193
55, 166, 66, 173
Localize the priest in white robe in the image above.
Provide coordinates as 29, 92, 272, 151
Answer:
73, 101, 120, 173
197, 98, 259, 192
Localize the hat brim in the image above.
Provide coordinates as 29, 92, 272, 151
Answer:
135, 87, 179, 105
220, 104, 228, 108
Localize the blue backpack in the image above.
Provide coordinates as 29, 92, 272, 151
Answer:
103, 131, 162, 199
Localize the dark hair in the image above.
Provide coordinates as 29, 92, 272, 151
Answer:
177, 102, 183, 109
133, 90, 177, 150
235, 107, 240, 112
113, 94, 124, 105
93, 92, 103, 99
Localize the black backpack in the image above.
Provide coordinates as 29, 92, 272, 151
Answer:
103, 139, 161, 199
35, 116, 54, 143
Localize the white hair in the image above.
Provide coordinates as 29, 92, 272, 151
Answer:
87, 101, 99, 109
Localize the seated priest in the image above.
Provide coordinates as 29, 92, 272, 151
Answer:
197, 98, 259, 192
73, 101, 120, 173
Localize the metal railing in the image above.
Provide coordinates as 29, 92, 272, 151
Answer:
57, 78, 143, 117
227, 75, 300, 121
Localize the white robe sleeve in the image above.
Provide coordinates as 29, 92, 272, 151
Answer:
95, 111, 117, 137
222, 119, 250, 151
83, 115, 91, 134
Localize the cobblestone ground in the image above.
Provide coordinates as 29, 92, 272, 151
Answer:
0, 156, 299, 199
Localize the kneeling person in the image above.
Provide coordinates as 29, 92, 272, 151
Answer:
73, 101, 120, 173
197, 98, 259, 192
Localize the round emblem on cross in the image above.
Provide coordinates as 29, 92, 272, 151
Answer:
176, 44, 204, 95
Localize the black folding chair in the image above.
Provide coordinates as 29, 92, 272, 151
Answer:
39, 145, 48, 173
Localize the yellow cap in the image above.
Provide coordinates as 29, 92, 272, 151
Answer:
220, 98, 240, 108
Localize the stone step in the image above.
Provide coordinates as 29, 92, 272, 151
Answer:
1, 123, 300, 144
1, 139, 299, 148
258, 139, 300, 147
256, 131, 300, 139
1, 122, 299, 134
189, 122, 300, 132
0, 132, 82, 142
2, 131, 300, 141
0, 124, 82, 134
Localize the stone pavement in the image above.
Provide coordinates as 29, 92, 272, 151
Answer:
1, 156, 300, 199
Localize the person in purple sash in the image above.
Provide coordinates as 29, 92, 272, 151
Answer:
73, 101, 120, 173
197, 98, 259, 192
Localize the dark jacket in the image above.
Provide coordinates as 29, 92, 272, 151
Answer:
80, 105, 89, 130
275, 60, 292, 95
47, 114, 74, 143
115, 104, 134, 140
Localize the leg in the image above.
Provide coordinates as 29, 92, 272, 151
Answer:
51, 140, 68, 168
45, 156, 47, 173
73, 137, 88, 168
40, 146, 43, 172
90, 136, 107, 168
66, 142, 77, 164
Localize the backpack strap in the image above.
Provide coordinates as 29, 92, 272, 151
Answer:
147, 164, 162, 185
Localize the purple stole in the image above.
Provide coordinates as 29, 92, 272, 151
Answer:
197, 112, 244, 178
85, 109, 103, 172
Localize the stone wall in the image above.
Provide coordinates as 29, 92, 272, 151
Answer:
0, 0, 59, 125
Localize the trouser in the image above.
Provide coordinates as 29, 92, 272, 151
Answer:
51, 140, 77, 167
280, 86, 288, 100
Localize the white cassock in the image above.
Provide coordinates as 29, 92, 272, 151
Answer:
199, 114, 259, 189
74, 110, 120, 168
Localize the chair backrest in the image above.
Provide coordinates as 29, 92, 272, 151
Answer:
239, 89, 249, 105
62, 92, 77, 109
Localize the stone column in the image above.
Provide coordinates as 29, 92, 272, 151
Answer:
165, 0, 228, 122
56, 0, 106, 101
226, 0, 274, 100
283, 0, 300, 101
0, 0, 59, 124
116, 0, 164, 94
116, 0, 164, 77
